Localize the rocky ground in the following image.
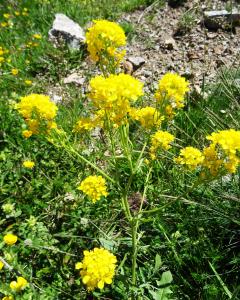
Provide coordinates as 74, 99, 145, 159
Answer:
120, 0, 240, 90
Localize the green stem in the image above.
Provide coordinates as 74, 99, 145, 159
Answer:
57, 137, 116, 185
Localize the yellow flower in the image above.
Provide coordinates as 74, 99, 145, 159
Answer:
32, 34, 42, 39
3, 233, 18, 245
206, 129, 240, 156
0, 57, 5, 63
202, 145, 223, 176
22, 130, 33, 139
24, 80, 32, 85
78, 175, 108, 203
16, 94, 57, 120
130, 106, 164, 129
155, 73, 189, 114
0, 261, 4, 270
2, 296, 14, 300
1, 22, 8, 27
150, 130, 175, 159
75, 247, 117, 291
3, 13, 11, 19
86, 20, 126, 65
11, 69, 19, 76
73, 117, 98, 132
23, 160, 35, 169
89, 73, 143, 126
175, 146, 204, 170
10, 277, 28, 292
15, 11, 20, 16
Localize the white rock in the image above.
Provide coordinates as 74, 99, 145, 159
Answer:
63, 73, 85, 85
127, 56, 145, 70
49, 13, 85, 49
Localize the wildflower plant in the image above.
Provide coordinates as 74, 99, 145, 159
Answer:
9, 11, 240, 300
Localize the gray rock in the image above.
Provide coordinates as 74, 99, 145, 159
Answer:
127, 56, 145, 70
204, 9, 240, 30
49, 13, 85, 49
63, 73, 85, 85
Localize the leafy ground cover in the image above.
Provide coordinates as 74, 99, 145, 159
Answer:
0, 0, 240, 299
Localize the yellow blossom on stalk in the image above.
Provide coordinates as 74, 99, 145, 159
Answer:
3, 233, 18, 245
15, 11, 20, 16
155, 73, 189, 116
3, 14, 11, 19
2, 296, 14, 300
23, 160, 35, 169
150, 130, 175, 159
25, 80, 32, 85
32, 34, 42, 39
89, 73, 143, 126
201, 145, 223, 177
206, 129, 240, 156
201, 129, 240, 176
0, 261, 4, 270
174, 146, 204, 170
130, 106, 164, 129
86, 20, 126, 65
0, 57, 4, 63
11, 69, 19, 76
16, 94, 57, 120
22, 130, 32, 139
1, 22, 8, 27
73, 117, 99, 132
10, 277, 28, 292
75, 247, 117, 291
78, 175, 108, 203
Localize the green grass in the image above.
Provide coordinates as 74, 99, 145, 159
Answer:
1, 0, 240, 299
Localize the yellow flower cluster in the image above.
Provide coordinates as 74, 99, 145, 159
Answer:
155, 73, 189, 117
150, 131, 175, 159
22, 160, 35, 169
73, 116, 99, 132
15, 94, 58, 137
0, 261, 4, 270
86, 20, 126, 65
129, 106, 164, 129
75, 247, 117, 291
203, 129, 240, 175
3, 233, 18, 245
174, 146, 204, 170
78, 175, 108, 203
2, 296, 14, 300
10, 277, 28, 292
88, 73, 143, 126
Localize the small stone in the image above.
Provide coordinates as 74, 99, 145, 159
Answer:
49, 13, 85, 50
164, 36, 177, 50
63, 73, 85, 86
214, 46, 222, 55
127, 56, 145, 70
123, 61, 134, 74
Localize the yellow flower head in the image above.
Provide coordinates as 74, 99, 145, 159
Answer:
16, 94, 57, 120
22, 130, 32, 139
155, 73, 189, 112
3, 233, 18, 245
130, 106, 164, 129
25, 80, 32, 85
10, 277, 28, 292
0, 261, 4, 270
11, 69, 19, 76
175, 146, 204, 170
23, 160, 35, 169
86, 20, 126, 64
32, 34, 42, 39
3, 13, 11, 19
206, 129, 240, 156
78, 175, 108, 203
2, 296, 14, 300
75, 247, 117, 291
150, 130, 175, 159
73, 117, 99, 132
